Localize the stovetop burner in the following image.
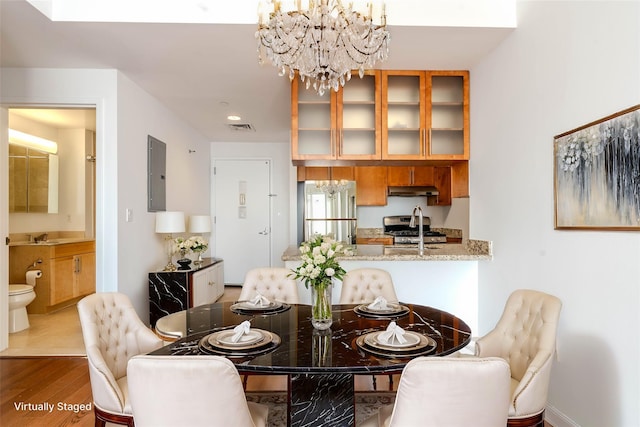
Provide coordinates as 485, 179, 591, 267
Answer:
383, 215, 447, 243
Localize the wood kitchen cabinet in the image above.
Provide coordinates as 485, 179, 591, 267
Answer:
356, 236, 394, 245
291, 71, 381, 161
427, 71, 469, 160
297, 166, 355, 181
381, 70, 469, 161
148, 258, 224, 327
430, 163, 469, 206
354, 166, 387, 206
386, 166, 435, 186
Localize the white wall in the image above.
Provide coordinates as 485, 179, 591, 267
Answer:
115, 73, 211, 319
471, 1, 640, 426
210, 142, 293, 267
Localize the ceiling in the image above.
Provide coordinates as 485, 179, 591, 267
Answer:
1, 1, 515, 143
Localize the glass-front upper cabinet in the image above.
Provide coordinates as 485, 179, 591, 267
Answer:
336, 71, 380, 159
382, 70, 469, 160
427, 70, 469, 160
291, 78, 336, 159
291, 71, 381, 160
381, 71, 426, 159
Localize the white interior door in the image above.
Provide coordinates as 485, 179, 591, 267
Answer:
213, 159, 271, 284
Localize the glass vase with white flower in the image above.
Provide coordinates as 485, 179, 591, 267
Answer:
290, 234, 353, 330
188, 236, 208, 266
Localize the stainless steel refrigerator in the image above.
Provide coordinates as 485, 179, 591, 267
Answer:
302, 180, 357, 244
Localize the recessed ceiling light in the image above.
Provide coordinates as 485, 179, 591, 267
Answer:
227, 115, 241, 121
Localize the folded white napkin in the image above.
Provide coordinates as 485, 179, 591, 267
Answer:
231, 320, 251, 343
378, 321, 407, 345
248, 293, 271, 307
367, 296, 389, 310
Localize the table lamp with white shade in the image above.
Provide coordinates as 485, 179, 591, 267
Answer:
188, 215, 212, 234
156, 211, 185, 271
188, 215, 211, 266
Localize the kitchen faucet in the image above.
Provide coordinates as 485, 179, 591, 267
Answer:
409, 205, 424, 255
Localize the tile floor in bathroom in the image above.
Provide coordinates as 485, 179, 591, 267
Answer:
0, 286, 243, 357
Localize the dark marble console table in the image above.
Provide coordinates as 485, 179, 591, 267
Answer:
147, 257, 223, 327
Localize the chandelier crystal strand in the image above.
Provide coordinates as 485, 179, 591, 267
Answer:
257, 0, 390, 95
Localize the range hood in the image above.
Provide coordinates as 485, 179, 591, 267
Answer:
387, 186, 439, 197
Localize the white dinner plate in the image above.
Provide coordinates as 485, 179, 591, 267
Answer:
233, 301, 282, 311
370, 331, 421, 348
359, 303, 403, 313
354, 304, 410, 317
355, 334, 436, 358
215, 330, 264, 346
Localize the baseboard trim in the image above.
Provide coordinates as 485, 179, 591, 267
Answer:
546, 404, 581, 427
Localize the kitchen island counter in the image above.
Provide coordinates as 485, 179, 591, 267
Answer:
281, 239, 492, 262
282, 240, 492, 334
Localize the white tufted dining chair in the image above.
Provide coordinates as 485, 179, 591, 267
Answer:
339, 268, 398, 305
360, 357, 511, 427
127, 355, 269, 427
77, 292, 164, 427
239, 267, 299, 304
475, 289, 562, 427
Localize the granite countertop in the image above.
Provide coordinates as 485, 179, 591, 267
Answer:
9, 238, 95, 247
282, 240, 492, 262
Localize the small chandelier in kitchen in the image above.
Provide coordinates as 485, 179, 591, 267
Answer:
316, 179, 348, 198
256, 0, 390, 96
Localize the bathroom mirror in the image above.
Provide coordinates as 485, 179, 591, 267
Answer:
8, 143, 59, 213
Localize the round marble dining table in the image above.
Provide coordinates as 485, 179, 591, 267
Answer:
149, 301, 472, 427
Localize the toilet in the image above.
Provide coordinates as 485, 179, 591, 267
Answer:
8, 270, 41, 333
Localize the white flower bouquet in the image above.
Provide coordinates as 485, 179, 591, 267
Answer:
289, 234, 353, 290
290, 234, 353, 329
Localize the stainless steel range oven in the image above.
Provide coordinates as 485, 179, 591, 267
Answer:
383, 215, 447, 244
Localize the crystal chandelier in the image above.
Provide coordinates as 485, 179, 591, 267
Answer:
316, 179, 349, 197
256, 0, 390, 96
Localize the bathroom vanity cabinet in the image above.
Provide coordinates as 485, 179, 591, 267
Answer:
8, 240, 96, 314
148, 258, 224, 328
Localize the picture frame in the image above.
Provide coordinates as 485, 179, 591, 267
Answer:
554, 105, 640, 230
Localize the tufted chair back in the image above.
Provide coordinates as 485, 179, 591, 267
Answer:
77, 292, 163, 425
128, 355, 269, 427
360, 357, 511, 427
339, 268, 398, 304
475, 289, 562, 424
239, 268, 299, 304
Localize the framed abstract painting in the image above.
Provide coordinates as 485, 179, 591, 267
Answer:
554, 105, 640, 230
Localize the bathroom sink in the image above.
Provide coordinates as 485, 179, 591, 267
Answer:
25, 239, 58, 245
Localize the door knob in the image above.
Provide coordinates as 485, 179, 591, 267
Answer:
258, 228, 269, 235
